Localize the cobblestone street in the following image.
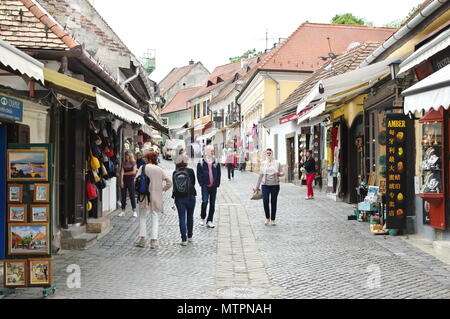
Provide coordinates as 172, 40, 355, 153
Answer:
4, 159, 450, 299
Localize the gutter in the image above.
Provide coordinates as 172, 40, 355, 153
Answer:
360, 0, 448, 67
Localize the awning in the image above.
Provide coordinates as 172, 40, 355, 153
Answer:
402, 64, 450, 114
94, 87, 145, 125
193, 122, 208, 131
399, 29, 450, 75
296, 57, 399, 115
140, 123, 153, 136
0, 39, 44, 84
297, 102, 326, 124
44, 68, 96, 99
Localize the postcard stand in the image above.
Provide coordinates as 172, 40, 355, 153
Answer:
2, 144, 56, 298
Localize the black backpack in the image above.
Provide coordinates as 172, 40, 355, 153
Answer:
173, 169, 191, 196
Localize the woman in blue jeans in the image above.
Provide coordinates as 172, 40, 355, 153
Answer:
254, 148, 284, 226
172, 150, 197, 246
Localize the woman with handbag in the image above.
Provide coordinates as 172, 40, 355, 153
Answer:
135, 151, 172, 249
119, 151, 138, 217
253, 148, 284, 226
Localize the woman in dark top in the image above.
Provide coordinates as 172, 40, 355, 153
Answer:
172, 150, 197, 246
119, 151, 137, 217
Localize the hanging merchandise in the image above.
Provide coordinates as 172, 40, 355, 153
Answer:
87, 177, 98, 200
90, 152, 100, 170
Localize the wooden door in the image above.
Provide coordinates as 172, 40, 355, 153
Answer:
286, 137, 295, 182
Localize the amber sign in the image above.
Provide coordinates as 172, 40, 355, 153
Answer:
386, 114, 407, 229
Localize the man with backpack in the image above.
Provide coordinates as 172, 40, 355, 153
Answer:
172, 150, 197, 246
197, 145, 221, 228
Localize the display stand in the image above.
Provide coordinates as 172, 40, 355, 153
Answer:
3, 144, 56, 298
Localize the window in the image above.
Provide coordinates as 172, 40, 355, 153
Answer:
202, 101, 207, 117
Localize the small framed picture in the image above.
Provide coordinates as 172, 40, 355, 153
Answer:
30, 205, 49, 223
28, 258, 52, 286
8, 223, 50, 255
34, 184, 50, 203
4, 259, 27, 288
7, 149, 48, 182
7, 184, 23, 203
8, 204, 27, 223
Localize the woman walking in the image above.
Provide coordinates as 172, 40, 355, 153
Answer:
119, 151, 137, 217
254, 148, 284, 226
225, 148, 237, 180
172, 151, 197, 246
302, 150, 316, 200
135, 151, 172, 248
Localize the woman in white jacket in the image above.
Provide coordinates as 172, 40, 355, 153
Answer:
135, 151, 172, 249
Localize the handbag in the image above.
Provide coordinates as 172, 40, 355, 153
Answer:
87, 177, 98, 200
251, 189, 263, 200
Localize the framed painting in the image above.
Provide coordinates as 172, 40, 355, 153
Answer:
7, 184, 23, 203
7, 149, 48, 182
28, 258, 51, 286
30, 205, 49, 223
4, 259, 27, 288
7, 204, 27, 223
33, 184, 50, 203
8, 223, 50, 255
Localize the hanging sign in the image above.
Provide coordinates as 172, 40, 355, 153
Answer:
386, 113, 407, 229
0, 95, 23, 122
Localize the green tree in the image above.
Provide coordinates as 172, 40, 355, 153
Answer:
229, 48, 263, 63
331, 13, 371, 26
383, 5, 421, 28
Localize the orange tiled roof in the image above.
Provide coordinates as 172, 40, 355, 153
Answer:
258, 22, 396, 72
263, 41, 382, 119
0, 0, 74, 50
161, 86, 201, 115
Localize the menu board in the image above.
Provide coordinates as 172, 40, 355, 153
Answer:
385, 114, 407, 229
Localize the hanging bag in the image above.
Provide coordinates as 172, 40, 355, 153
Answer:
87, 177, 98, 200
135, 165, 150, 203
89, 148, 101, 170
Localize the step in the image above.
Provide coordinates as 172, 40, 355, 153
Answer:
433, 241, 450, 256
61, 233, 98, 250
61, 224, 87, 239
86, 217, 111, 234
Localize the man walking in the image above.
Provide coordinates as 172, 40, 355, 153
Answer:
197, 145, 221, 228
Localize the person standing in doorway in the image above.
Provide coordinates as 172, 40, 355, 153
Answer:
135, 151, 172, 248
119, 151, 137, 217
302, 150, 316, 200
254, 148, 284, 226
172, 151, 197, 246
238, 148, 245, 172
225, 148, 237, 180
197, 145, 221, 228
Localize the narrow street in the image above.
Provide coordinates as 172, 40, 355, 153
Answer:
4, 159, 450, 299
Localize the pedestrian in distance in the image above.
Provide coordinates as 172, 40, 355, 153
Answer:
136, 152, 146, 170
119, 151, 138, 217
238, 147, 246, 172
254, 148, 284, 226
172, 150, 197, 246
301, 150, 316, 200
197, 145, 221, 228
225, 148, 237, 180
135, 151, 172, 248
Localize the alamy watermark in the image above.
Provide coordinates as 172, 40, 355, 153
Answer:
66, 264, 81, 289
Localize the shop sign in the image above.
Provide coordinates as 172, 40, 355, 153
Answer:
386, 113, 407, 229
0, 95, 23, 122
279, 112, 298, 124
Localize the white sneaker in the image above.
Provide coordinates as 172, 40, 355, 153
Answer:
118, 210, 126, 217
206, 221, 215, 228
188, 238, 193, 243
133, 211, 138, 218
180, 241, 188, 246
200, 219, 206, 226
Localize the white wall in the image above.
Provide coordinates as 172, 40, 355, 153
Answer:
266, 119, 298, 165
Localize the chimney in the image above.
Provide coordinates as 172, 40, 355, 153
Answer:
189, 60, 194, 65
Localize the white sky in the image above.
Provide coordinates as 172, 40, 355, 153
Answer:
91, 0, 422, 83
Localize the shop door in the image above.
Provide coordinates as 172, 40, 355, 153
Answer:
346, 115, 363, 203
286, 137, 295, 182
340, 119, 349, 200
61, 108, 87, 225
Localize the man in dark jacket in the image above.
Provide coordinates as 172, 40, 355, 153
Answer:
302, 150, 316, 200
197, 145, 221, 228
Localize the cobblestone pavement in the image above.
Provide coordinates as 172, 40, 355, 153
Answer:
3, 159, 450, 299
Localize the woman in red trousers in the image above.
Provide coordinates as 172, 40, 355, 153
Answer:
302, 150, 316, 200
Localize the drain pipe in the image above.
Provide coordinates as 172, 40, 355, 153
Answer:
121, 67, 140, 87
360, 0, 448, 67
266, 73, 280, 107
